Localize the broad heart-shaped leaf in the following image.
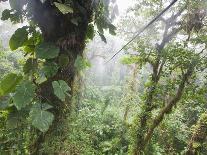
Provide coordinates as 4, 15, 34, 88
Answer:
35, 42, 60, 59
42, 62, 59, 78
9, 27, 28, 50
13, 81, 36, 110
52, 80, 71, 102
0, 73, 23, 96
54, 2, 73, 14
30, 104, 54, 132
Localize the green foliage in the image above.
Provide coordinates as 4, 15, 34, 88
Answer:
1, 9, 22, 23
74, 55, 91, 71
63, 84, 129, 154
0, 0, 118, 153
35, 42, 60, 59
30, 103, 54, 132
93, 0, 117, 42
2, 0, 207, 154
86, 24, 95, 40
108, 23, 116, 35
0, 73, 22, 96
119, 0, 207, 154
9, 27, 28, 50
1, 9, 11, 21
42, 61, 59, 78
13, 81, 36, 110
54, 2, 73, 14
96, 15, 116, 36
0, 49, 22, 77
23, 58, 38, 74
121, 55, 141, 65
52, 80, 71, 102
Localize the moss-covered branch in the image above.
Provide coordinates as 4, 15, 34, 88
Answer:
186, 112, 207, 155
142, 66, 194, 149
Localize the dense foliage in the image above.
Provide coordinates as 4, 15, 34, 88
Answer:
0, 0, 207, 154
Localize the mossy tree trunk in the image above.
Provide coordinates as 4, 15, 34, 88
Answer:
28, 0, 93, 154
186, 113, 207, 155
133, 9, 183, 155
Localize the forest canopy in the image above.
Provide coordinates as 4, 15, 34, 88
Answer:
0, 0, 207, 155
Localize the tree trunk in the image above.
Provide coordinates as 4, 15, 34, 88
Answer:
186, 112, 207, 155
28, 0, 93, 154
133, 9, 183, 154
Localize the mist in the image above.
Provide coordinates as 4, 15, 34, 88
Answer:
0, 0, 207, 154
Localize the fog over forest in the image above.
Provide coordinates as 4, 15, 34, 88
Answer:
0, 0, 207, 155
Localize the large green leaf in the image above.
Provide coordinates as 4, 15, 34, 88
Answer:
54, 2, 73, 14
0, 73, 23, 96
6, 107, 26, 129
13, 81, 36, 110
52, 80, 71, 101
35, 42, 60, 59
35, 71, 47, 84
23, 58, 38, 74
9, 27, 28, 50
108, 23, 116, 35
30, 104, 54, 132
1, 9, 11, 21
86, 24, 95, 40
42, 62, 59, 78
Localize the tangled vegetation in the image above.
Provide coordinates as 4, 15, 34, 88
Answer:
0, 0, 207, 154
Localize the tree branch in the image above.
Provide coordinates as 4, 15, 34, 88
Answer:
142, 65, 195, 148
106, 0, 179, 62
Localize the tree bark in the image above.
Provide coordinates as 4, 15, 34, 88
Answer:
186, 112, 207, 155
27, 0, 93, 154
142, 66, 194, 150
133, 9, 184, 155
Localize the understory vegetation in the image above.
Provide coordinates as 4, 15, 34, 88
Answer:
0, 0, 207, 155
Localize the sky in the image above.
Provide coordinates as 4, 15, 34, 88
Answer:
116, 0, 135, 14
